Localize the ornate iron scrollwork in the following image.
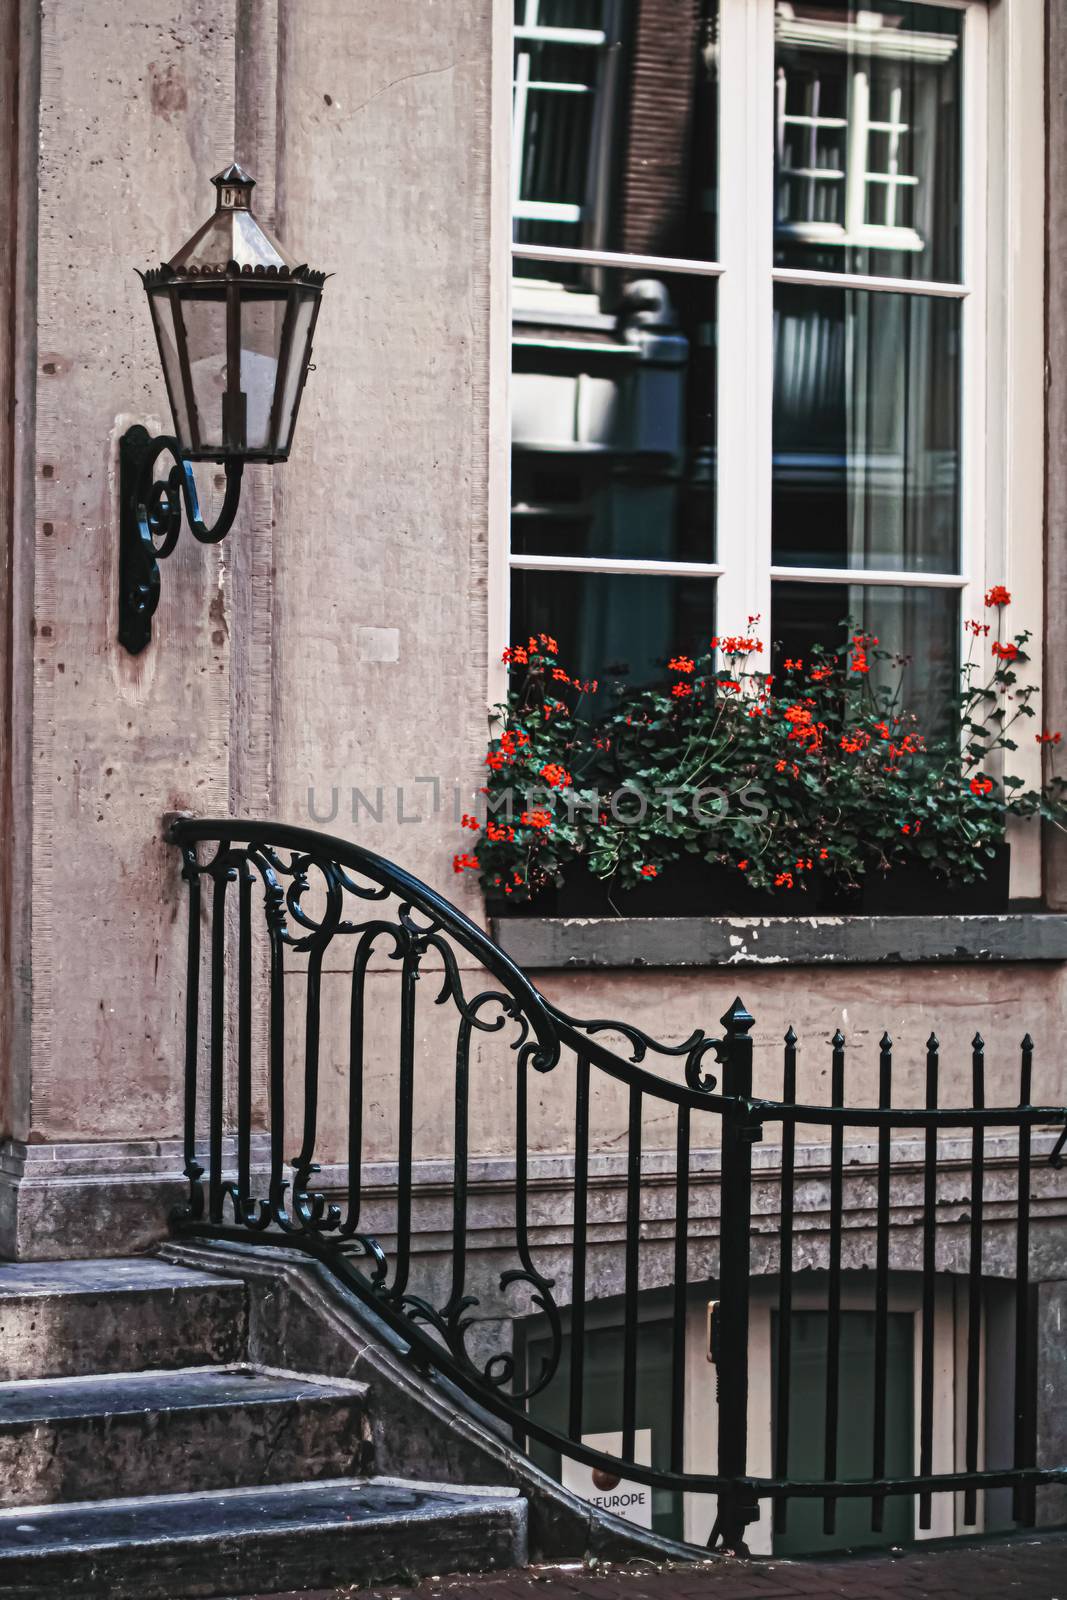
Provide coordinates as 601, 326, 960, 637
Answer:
118, 425, 244, 654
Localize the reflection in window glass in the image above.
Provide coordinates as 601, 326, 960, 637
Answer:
771, 580, 958, 733
512, 568, 714, 690
774, 0, 962, 281
512, 270, 716, 564
772, 284, 959, 573
513, 0, 719, 270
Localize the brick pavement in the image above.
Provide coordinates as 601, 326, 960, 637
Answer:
242, 1530, 1067, 1600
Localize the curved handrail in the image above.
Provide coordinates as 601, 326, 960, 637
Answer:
168, 815, 733, 1108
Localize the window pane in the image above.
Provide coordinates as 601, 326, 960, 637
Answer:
511, 569, 714, 690
513, 269, 716, 562
772, 283, 959, 572
513, 0, 719, 270
180, 292, 228, 452
771, 580, 958, 732
148, 291, 192, 450
240, 295, 285, 451
774, 0, 962, 282
274, 293, 316, 454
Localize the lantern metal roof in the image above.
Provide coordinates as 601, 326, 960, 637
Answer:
142, 163, 324, 285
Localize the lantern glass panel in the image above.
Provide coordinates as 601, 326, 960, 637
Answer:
148, 291, 192, 449
240, 292, 288, 451
276, 292, 316, 454
181, 289, 229, 452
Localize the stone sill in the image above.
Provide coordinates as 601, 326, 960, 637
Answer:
490, 913, 1067, 970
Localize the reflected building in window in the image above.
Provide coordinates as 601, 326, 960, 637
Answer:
510, 0, 720, 688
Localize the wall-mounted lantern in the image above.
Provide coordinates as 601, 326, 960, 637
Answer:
119, 163, 327, 652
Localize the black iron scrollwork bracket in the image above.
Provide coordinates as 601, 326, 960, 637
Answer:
118, 424, 244, 654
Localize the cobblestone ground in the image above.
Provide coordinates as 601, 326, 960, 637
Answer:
244, 1530, 1067, 1600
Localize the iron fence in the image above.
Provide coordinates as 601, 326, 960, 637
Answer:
167, 817, 1067, 1551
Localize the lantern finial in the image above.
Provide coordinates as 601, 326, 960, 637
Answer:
168, 162, 301, 275
211, 162, 256, 211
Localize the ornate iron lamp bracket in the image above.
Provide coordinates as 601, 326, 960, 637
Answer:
118, 423, 244, 654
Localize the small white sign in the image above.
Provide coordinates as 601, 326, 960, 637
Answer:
561, 1428, 654, 1528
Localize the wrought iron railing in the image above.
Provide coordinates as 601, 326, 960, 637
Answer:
167, 817, 1067, 1551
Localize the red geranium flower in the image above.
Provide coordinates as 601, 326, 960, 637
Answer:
992, 641, 1019, 663
985, 585, 1011, 607
970, 775, 994, 796
520, 810, 553, 831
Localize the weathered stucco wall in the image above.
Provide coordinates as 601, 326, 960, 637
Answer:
25, 0, 240, 1147
271, 0, 495, 894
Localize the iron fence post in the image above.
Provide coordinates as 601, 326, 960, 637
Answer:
712, 996, 761, 1553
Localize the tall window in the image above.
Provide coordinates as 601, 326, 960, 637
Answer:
509, 0, 980, 722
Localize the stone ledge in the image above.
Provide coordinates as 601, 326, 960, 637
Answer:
490, 913, 1067, 970
0, 1136, 272, 1261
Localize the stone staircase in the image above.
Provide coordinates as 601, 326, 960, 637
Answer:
0, 1258, 527, 1598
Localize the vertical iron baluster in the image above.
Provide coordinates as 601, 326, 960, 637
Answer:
569, 1054, 590, 1445
181, 856, 204, 1219
919, 1033, 939, 1530
513, 1047, 532, 1455
713, 999, 759, 1553
621, 1085, 643, 1463
871, 1031, 893, 1531
773, 1026, 798, 1536
208, 867, 229, 1224
670, 1102, 691, 1476
1012, 1034, 1034, 1525
267, 918, 287, 1226
292, 940, 324, 1201
964, 1033, 986, 1526
823, 1028, 846, 1537
236, 860, 253, 1220
391, 947, 418, 1300
448, 1014, 473, 1317
343, 937, 373, 1235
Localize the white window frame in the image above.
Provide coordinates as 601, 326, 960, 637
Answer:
491, 0, 1045, 896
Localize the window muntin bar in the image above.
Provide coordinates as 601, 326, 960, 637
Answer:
514, 244, 725, 278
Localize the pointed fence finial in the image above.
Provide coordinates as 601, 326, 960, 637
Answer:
721, 997, 755, 1034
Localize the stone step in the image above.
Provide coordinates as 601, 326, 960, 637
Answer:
0, 1258, 247, 1380
0, 1365, 371, 1507
0, 1476, 527, 1599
